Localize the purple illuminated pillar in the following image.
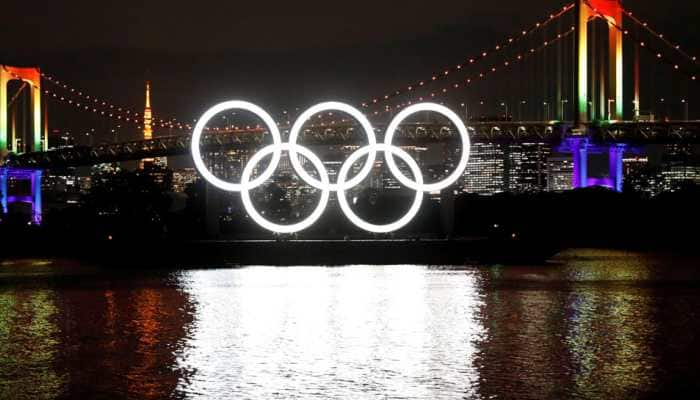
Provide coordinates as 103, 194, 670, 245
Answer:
608, 145, 625, 192
31, 170, 42, 225
570, 138, 589, 189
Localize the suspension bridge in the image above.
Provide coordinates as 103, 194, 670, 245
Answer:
1, 0, 699, 225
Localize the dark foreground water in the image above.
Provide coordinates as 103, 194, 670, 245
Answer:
1, 249, 699, 399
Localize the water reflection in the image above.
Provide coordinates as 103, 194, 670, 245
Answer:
176, 266, 485, 398
0, 250, 699, 399
0, 287, 64, 399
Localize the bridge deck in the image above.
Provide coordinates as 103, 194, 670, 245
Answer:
4, 121, 699, 168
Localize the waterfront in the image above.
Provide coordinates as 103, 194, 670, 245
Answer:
1, 249, 700, 399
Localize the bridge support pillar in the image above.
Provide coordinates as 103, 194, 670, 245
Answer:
30, 169, 43, 225
0, 168, 7, 214
0, 168, 43, 225
570, 138, 589, 189
608, 144, 625, 192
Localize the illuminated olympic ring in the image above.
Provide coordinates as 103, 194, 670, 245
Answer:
190, 101, 471, 234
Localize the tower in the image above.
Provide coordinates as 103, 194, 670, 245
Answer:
0, 66, 45, 154
575, 0, 624, 125
144, 80, 153, 141
140, 80, 160, 168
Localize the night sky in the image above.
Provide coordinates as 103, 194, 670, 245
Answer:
2, 0, 700, 144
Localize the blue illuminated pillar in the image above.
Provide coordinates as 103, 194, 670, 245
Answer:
31, 169, 42, 225
0, 168, 7, 214
570, 138, 589, 189
608, 145, 625, 192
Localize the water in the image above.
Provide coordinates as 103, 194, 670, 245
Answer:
1, 249, 699, 399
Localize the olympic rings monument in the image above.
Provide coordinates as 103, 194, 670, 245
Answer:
191, 101, 470, 234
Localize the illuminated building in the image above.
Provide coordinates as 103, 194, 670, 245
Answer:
41, 168, 84, 208
172, 168, 199, 193
621, 155, 649, 193
547, 156, 575, 192
378, 146, 427, 191
658, 165, 700, 192
203, 148, 254, 183
459, 142, 550, 195
506, 143, 551, 192
623, 155, 649, 177
460, 143, 506, 195
637, 145, 700, 195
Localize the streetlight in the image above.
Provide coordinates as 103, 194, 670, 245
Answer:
500, 102, 509, 121
518, 100, 527, 121
543, 102, 549, 120
607, 99, 616, 121
560, 99, 569, 121
461, 102, 468, 122
682, 99, 689, 121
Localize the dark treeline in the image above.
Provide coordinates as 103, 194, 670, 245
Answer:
1, 169, 698, 256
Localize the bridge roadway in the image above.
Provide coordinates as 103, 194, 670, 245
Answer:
4, 120, 700, 168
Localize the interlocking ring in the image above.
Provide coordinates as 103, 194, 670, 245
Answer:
191, 100, 471, 233
288, 102, 376, 191
384, 103, 471, 192
190, 100, 282, 192
241, 143, 330, 234
337, 144, 423, 233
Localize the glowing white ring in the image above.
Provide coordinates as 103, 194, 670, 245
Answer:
336, 144, 423, 233
191, 100, 282, 191
240, 143, 330, 234
288, 101, 377, 191
191, 101, 472, 234
384, 102, 471, 192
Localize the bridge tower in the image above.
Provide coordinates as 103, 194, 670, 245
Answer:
575, 0, 623, 125
0, 66, 45, 154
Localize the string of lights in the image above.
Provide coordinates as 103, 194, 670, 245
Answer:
41, 73, 192, 130
40, 72, 310, 132
44, 86, 277, 135
43, 87, 144, 128
621, 7, 698, 65
305, 27, 576, 127
34, 4, 576, 134
356, 3, 575, 111
584, 3, 698, 83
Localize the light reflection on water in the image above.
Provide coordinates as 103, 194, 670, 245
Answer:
176, 267, 484, 399
0, 249, 699, 399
